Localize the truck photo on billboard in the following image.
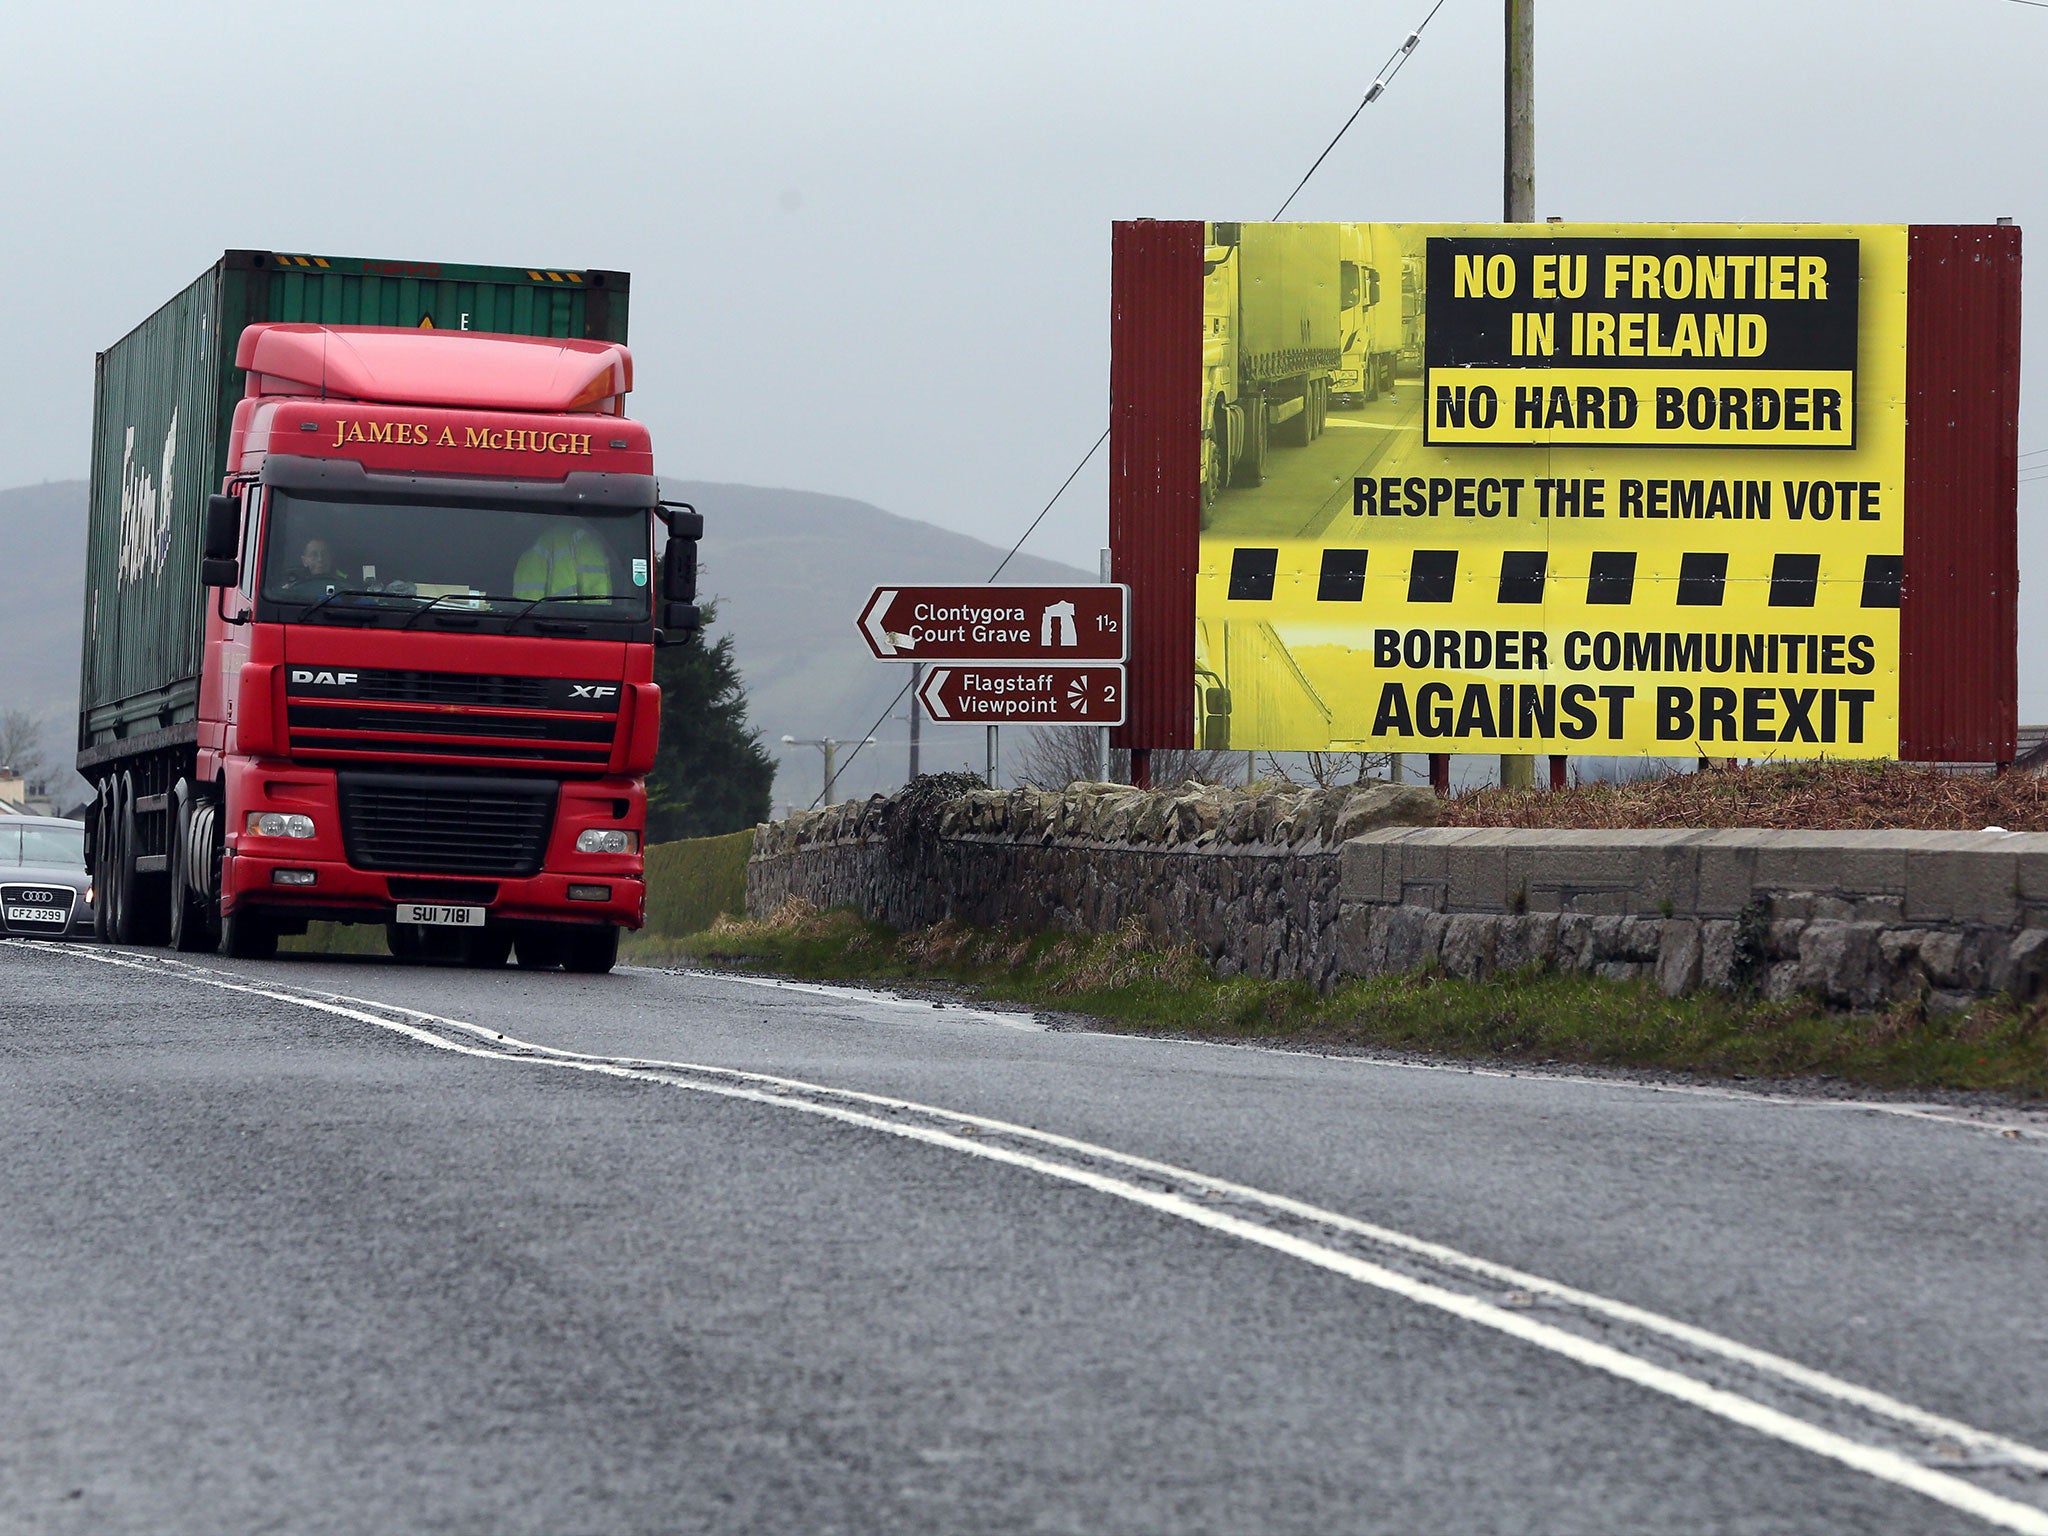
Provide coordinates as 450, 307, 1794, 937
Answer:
1109, 220, 2019, 764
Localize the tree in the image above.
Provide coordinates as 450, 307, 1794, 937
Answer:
645, 603, 776, 843
0, 709, 56, 791
1014, 725, 1241, 791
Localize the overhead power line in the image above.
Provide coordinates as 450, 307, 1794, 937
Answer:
1274, 0, 1450, 220
808, 3, 1448, 808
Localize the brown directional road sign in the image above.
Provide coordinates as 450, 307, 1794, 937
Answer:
917, 665, 1127, 726
857, 584, 1128, 662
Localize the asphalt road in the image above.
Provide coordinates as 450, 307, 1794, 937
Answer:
4, 939, 2048, 1534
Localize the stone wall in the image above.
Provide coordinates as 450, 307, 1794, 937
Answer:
747, 784, 2048, 1007
1340, 828, 2048, 1010
747, 780, 1438, 987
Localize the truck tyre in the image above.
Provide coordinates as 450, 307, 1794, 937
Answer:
169, 787, 217, 952
385, 924, 423, 962
464, 930, 512, 968
116, 774, 169, 947
514, 931, 565, 970
122, 773, 171, 947
562, 925, 620, 975
91, 796, 114, 942
1232, 398, 1267, 488
106, 775, 134, 943
219, 906, 278, 961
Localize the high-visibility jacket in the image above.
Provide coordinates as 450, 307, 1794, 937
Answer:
513, 525, 612, 600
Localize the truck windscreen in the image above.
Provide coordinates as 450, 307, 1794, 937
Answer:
259, 491, 652, 632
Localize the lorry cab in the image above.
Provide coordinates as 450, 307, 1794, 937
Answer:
178, 322, 692, 970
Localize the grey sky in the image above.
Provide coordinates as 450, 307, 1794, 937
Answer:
3, 0, 2043, 707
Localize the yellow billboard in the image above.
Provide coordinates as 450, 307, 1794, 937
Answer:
1194, 222, 1905, 757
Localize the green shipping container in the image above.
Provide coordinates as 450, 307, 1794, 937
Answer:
78, 251, 629, 768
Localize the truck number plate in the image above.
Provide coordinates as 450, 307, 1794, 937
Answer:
5, 906, 66, 924
396, 903, 485, 927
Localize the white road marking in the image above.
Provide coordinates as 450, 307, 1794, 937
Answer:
652, 967, 1044, 1031
23, 939, 2048, 1533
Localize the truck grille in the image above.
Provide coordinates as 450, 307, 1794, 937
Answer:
287, 669, 618, 772
346, 670, 552, 708
337, 773, 557, 878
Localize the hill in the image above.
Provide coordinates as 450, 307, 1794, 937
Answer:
666, 481, 1093, 807
0, 478, 1092, 807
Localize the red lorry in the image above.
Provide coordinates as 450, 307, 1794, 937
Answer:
81, 258, 698, 973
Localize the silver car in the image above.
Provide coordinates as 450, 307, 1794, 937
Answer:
0, 816, 92, 938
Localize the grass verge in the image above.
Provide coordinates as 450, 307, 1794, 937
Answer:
666, 900, 2048, 1098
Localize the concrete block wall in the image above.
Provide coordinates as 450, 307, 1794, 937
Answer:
1340, 829, 2048, 1010
747, 783, 2048, 1009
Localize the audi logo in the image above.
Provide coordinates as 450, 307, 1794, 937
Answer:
18, 889, 58, 904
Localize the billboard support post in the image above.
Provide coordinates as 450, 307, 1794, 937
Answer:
1502, 0, 1538, 791
987, 726, 998, 789
908, 662, 923, 781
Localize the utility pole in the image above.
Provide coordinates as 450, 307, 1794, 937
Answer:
1499, 0, 1538, 793
782, 734, 874, 806
1504, 0, 1534, 226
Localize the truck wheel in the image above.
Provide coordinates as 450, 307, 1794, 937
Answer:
118, 782, 171, 950
385, 924, 423, 962
1231, 399, 1267, 488
122, 773, 171, 947
514, 932, 564, 970
562, 925, 620, 975
106, 775, 134, 943
464, 930, 512, 968
169, 789, 217, 952
219, 906, 278, 961
91, 795, 113, 942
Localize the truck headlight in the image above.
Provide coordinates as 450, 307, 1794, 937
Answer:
247, 812, 316, 839
575, 828, 637, 854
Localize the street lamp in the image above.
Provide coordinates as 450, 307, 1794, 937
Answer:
782, 735, 876, 806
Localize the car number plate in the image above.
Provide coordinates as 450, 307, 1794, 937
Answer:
396, 903, 485, 927
5, 906, 66, 924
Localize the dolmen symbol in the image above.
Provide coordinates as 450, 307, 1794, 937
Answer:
1041, 600, 1077, 648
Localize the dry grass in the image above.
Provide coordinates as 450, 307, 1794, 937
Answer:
1443, 760, 2048, 832
673, 901, 2048, 1096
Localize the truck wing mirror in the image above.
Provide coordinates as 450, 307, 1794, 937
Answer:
201, 493, 240, 588
658, 601, 703, 645
203, 493, 240, 562
662, 537, 697, 603
659, 502, 703, 543
655, 502, 702, 644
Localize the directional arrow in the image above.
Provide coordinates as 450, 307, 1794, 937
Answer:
859, 588, 900, 657
920, 668, 954, 720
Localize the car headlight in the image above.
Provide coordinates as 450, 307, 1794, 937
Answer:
575, 828, 637, 854
246, 811, 316, 839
